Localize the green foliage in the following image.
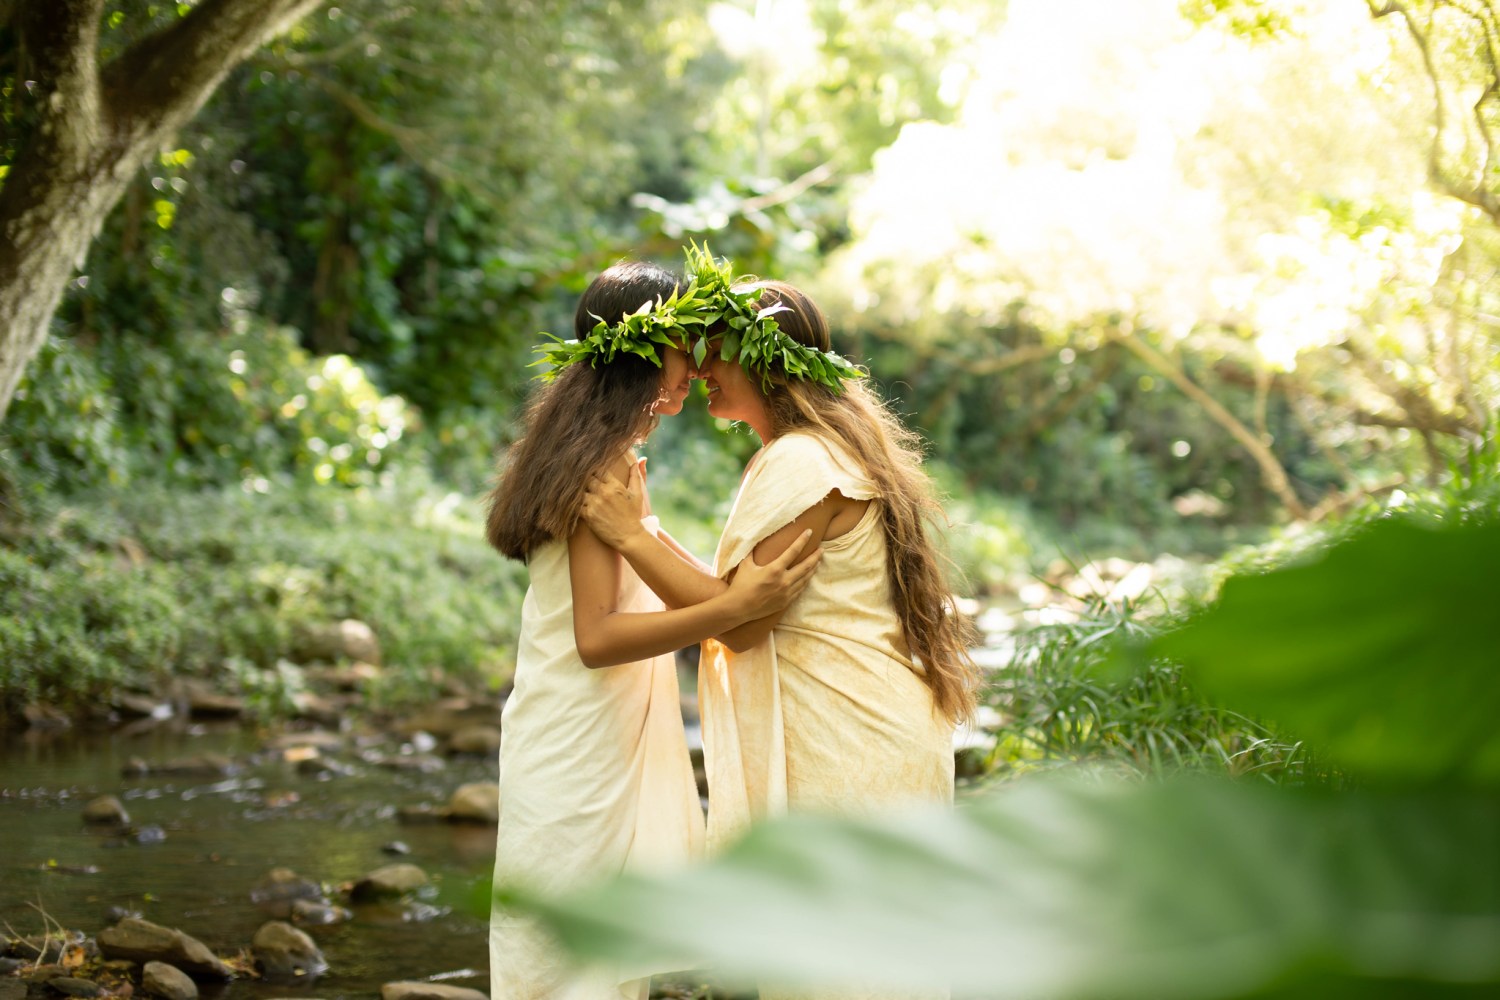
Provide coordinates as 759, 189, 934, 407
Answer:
1154, 519, 1500, 787
2, 338, 129, 491
8, 321, 410, 488
503, 781, 1500, 999
980, 600, 1308, 783
500, 513, 1500, 998
927, 462, 1036, 591
0, 477, 526, 719
1179, 0, 1294, 40
864, 329, 1319, 542
0, 547, 180, 703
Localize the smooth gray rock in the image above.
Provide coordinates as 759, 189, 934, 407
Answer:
446, 783, 499, 824
46, 979, 101, 997
141, 962, 198, 1000
96, 918, 230, 979
350, 863, 429, 901
380, 983, 488, 1000
82, 791, 130, 827
251, 921, 328, 980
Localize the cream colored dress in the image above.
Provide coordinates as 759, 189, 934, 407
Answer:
490, 521, 706, 1000
700, 431, 955, 855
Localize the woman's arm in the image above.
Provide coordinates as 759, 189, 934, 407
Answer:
569, 520, 821, 669
714, 490, 870, 652
580, 465, 724, 608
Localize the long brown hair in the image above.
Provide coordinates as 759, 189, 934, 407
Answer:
748, 280, 981, 723
486, 261, 681, 561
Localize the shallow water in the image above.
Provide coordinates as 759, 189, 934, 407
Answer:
0, 721, 497, 999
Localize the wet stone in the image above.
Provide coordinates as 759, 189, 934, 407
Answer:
297, 756, 355, 778
141, 961, 198, 1000
350, 863, 429, 901
82, 795, 130, 826
133, 824, 168, 844
23, 703, 71, 729
47, 978, 102, 997
251, 921, 328, 980
381, 982, 489, 1000
252, 868, 323, 905
380, 841, 411, 855
373, 754, 445, 774
97, 917, 231, 979
289, 899, 352, 926
113, 693, 170, 718
446, 783, 499, 824
267, 730, 345, 751
446, 725, 501, 756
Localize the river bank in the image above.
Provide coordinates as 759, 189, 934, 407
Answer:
1, 715, 505, 1000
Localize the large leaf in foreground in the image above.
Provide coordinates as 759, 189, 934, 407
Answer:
1151, 519, 1500, 785
498, 778, 1500, 998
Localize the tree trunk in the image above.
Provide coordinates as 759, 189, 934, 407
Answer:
0, 0, 323, 426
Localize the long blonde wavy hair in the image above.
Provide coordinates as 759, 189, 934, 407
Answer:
745, 280, 980, 723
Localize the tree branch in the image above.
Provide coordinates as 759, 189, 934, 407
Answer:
1211, 359, 1477, 437
1370, 0, 1500, 220
100, 0, 324, 139
262, 5, 414, 68
739, 161, 838, 214
1111, 328, 1310, 519
309, 74, 469, 188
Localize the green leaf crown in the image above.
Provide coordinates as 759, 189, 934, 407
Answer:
532, 243, 864, 394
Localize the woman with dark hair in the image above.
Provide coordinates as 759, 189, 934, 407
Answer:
580, 266, 980, 862
484, 260, 821, 1000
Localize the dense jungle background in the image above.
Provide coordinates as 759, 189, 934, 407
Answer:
2, 0, 1498, 997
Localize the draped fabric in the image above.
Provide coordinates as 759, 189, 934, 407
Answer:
700, 431, 955, 856
490, 521, 704, 1000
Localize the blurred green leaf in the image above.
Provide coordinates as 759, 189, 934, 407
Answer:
500, 777, 1500, 998
1153, 519, 1500, 786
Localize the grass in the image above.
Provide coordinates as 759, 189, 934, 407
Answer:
969, 597, 1316, 787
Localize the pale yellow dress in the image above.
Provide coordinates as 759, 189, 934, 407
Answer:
699, 431, 955, 855
490, 519, 706, 1000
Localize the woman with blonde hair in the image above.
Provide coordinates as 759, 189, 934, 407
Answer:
484, 259, 822, 1000
580, 255, 978, 855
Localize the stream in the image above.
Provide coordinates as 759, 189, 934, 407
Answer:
1, 720, 499, 999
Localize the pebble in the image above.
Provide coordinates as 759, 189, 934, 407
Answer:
350, 863, 430, 901
82, 795, 130, 826
251, 921, 328, 980
141, 961, 198, 1000
446, 783, 499, 824
289, 899, 352, 926
380, 983, 489, 1000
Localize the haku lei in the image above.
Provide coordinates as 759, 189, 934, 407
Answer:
532, 243, 863, 394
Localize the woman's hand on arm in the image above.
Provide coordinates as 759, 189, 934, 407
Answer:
580, 463, 724, 608
570, 521, 822, 669
714, 492, 842, 653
